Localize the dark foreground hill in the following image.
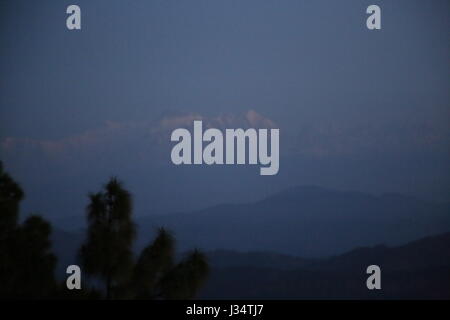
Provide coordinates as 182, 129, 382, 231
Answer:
138, 186, 450, 257
50, 186, 450, 298
52, 230, 450, 299
200, 232, 450, 299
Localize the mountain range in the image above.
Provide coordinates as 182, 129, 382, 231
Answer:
200, 232, 450, 299
50, 185, 450, 299
52, 229, 450, 299
134, 185, 450, 257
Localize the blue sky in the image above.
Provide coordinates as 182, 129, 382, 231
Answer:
0, 0, 449, 222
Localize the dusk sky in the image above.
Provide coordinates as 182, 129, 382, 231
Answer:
1, 0, 449, 224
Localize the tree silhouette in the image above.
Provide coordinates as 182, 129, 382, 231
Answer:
130, 227, 175, 299
0, 164, 208, 299
159, 249, 209, 299
80, 177, 209, 299
0, 161, 23, 234
0, 162, 57, 299
79, 178, 136, 299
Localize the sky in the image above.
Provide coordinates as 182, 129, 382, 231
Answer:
0, 0, 449, 224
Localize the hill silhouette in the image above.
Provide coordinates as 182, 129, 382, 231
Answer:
48, 185, 450, 299
50, 228, 450, 299
200, 232, 450, 299
136, 186, 450, 257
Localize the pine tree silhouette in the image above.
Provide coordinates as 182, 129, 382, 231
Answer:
0, 164, 208, 299
80, 178, 136, 299
0, 161, 57, 299
80, 177, 209, 299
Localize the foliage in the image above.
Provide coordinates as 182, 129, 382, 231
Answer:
0, 162, 57, 299
80, 177, 209, 299
0, 161, 209, 299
